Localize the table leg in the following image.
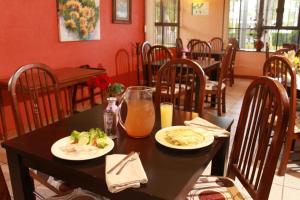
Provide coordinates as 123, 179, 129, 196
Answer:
211, 138, 229, 176
7, 150, 35, 200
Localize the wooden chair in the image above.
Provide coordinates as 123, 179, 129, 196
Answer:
187, 76, 290, 200
189, 41, 212, 61
187, 39, 201, 50
155, 58, 206, 115
147, 45, 173, 87
263, 55, 300, 176
228, 38, 239, 86
141, 41, 151, 85
72, 65, 106, 113
0, 166, 10, 200
175, 37, 184, 58
209, 37, 223, 52
115, 48, 131, 85
8, 63, 73, 196
283, 43, 298, 51
296, 48, 300, 57
205, 44, 233, 116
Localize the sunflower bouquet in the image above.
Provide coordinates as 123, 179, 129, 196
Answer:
284, 50, 300, 74
58, 0, 99, 40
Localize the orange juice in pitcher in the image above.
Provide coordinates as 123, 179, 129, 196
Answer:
119, 86, 155, 138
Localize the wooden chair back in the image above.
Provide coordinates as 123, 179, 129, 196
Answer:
283, 43, 298, 51
147, 45, 173, 86
227, 76, 290, 200
273, 48, 290, 56
228, 38, 238, 61
115, 48, 131, 85
209, 37, 223, 52
263, 55, 296, 143
141, 41, 151, 85
175, 38, 183, 58
0, 166, 10, 200
189, 41, 211, 61
155, 58, 206, 115
187, 39, 201, 50
296, 48, 300, 57
115, 48, 131, 76
141, 41, 151, 66
219, 44, 234, 87
8, 63, 63, 136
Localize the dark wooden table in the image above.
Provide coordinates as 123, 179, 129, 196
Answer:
2, 105, 233, 200
0, 67, 106, 140
183, 48, 225, 61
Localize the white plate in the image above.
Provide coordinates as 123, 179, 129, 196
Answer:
155, 126, 214, 150
51, 136, 114, 161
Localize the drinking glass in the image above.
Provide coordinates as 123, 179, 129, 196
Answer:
160, 102, 173, 128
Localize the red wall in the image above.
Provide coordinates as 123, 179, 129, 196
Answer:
0, 0, 145, 135
0, 0, 145, 78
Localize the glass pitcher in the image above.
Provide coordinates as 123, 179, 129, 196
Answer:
118, 86, 155, 138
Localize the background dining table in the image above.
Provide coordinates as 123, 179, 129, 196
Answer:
2, 105, 233, 200
0, 67, 106, 140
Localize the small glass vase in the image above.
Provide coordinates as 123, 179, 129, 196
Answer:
103, 97, 118, 139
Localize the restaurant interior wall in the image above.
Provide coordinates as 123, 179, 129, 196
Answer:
0, 0, 145, 134
180, 0, 264, 77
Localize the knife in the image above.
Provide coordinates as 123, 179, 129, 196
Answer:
106, 151, 135, 174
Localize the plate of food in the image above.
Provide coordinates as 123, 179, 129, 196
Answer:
155, 126, 214, 150
51, 128, 114, 161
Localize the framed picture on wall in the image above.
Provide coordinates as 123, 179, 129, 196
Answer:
57, 0, 100, 42
112, 0, 132, 24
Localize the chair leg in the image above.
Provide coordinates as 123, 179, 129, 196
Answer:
217, 94, 222, 116
278, 137, 294, 176
222, 89, 226, 113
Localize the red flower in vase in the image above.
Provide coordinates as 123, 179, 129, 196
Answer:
87, 74, 111, 90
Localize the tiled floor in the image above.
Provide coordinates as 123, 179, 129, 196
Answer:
1, 78, 300, 199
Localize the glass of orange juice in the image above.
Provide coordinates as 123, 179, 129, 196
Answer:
160, 102, 173, 128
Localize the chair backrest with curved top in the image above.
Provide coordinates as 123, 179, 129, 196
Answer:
218, 44, 234, 86
155, 58, 206, 115
227, 76, 289, 200
283, 43, 298, 51
141, 41, 152, 85
187, 39, 201, 50
189, 41, 212, 61
209, 37, 223, 52
8, 63, 63, 136
115, 48, 131, 85
141, 41, 151, 66
296, 48, 300, 57
147, 45, 173, 86
228, 38, 238, 61
263, 55, 296, 137
175, 38, 183, 58
115, 48, 131, 76
273, 48, 290, 56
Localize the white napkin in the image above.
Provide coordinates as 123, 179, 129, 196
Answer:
184, 117, 230, 137
105, 153, 148, 193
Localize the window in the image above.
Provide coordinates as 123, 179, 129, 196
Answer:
155, 0, 180, 47
228, 0, 300, 50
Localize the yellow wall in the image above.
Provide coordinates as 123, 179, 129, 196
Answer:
180, 0, 264, 77
145, 0, 265, 77
180, 0, 225, 45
